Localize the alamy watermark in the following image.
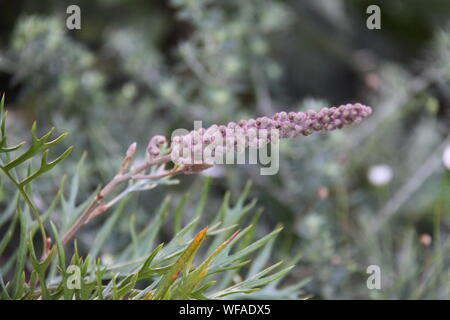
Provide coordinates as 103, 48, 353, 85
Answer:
66, 265, 81, 290
366, 5, 381, 30
366, 265, 381, 290
66, 4, 381, 32
169, 121, 280, 175
66, 5, 81, 30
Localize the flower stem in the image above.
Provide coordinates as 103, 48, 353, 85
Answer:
61, 153, 173, 246
0, 165, 49, 260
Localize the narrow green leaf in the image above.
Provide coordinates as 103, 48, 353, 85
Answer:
0, 212, 18, 256
4, 124, 70, 171
153, 228, 208, 300
0, 140, 26, 153
194, 177, 212, 218
173, 193, 189, 235
20, 146, 73, 186
50, 221, 66, 271
12, 203, 27, 298
137, 242, 165, 280
0, 272, 12, 300
211, 226, 283, 273
174, 230, 239, 299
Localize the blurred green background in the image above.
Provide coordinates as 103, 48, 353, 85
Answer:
1, 0, 450, 299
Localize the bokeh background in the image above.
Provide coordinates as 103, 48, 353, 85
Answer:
1, 0, 450, 299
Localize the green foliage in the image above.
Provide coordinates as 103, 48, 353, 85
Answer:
0, 94, 72, 258
0, 166, 306, 299
0, 95, 304, 300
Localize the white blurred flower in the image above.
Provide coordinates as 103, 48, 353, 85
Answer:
101, 253, 114, 266
442, 145, 450, 170
367, 164, 393, 186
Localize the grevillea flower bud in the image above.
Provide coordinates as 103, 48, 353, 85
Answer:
147, 135, 167, 159
120, 142, 137, 173
169, 103, 372, 165
126, 142, 137, 158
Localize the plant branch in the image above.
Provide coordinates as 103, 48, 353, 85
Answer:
60, 153, 173, 246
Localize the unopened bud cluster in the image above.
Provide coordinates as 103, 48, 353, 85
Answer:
170, 103, 372, 165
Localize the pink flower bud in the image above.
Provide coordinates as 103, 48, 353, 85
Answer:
167, 103, 372, 165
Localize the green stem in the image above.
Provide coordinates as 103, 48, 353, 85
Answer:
0, 165, 48, 259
